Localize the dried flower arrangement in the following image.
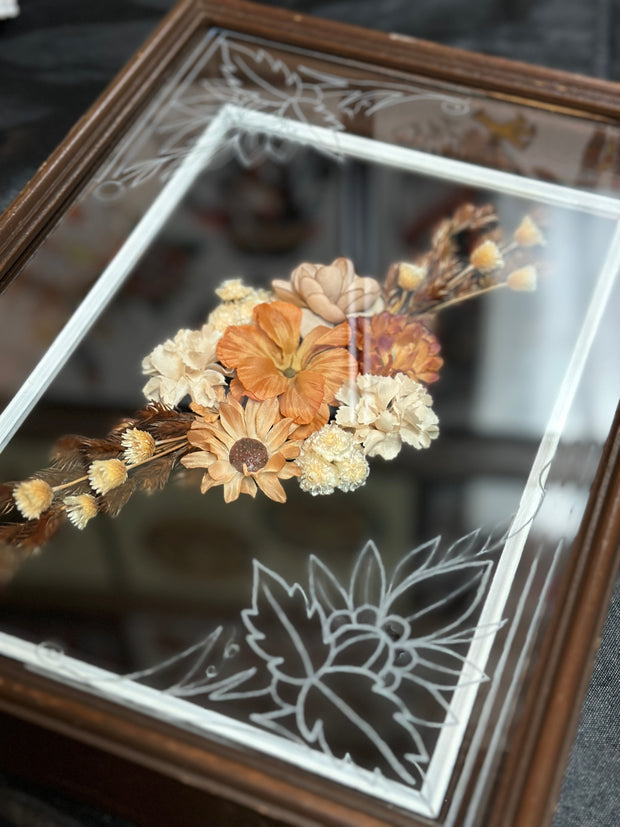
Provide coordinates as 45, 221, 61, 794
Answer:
0, 203, 544, 574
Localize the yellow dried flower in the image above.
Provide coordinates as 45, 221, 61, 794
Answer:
215, 278, 254, 302
121, 428, 156, 465
13, 478, 54, 519
88, 459, 128, 495
470, 240, 504, 274
507, 265, 537, 292
63, 494, 98, 530
514, 216, 545, 247
396, 262, 427, 292
208, 286, 273, 333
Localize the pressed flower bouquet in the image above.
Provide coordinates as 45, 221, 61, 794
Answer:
0, 203, 544, 573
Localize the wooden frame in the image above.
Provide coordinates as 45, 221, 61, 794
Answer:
1, 2, 619, 825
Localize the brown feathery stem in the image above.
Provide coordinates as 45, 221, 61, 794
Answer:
52, 440, 190, 497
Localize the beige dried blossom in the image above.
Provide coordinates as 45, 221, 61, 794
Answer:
121, 428, 156, 465
507, 265, 537, 292
181, 397, 301, 503
296, 423, 369, 495
63, 494, 98, 530
514, 216, 545, 247
396, 262, 427, 292
335, 373, 439, 460
88, 459, 128, 495
470, 240, 504, 274
208, 283, 273, 333
272, 257, 383, 326
13, 478, 54, 520
142, 325, 227, 408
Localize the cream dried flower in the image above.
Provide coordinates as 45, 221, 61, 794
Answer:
470, 240, 504, 274
121, 428, 156, 465
88, 459, 128, 495
208, 283, 273, 333
142, 325, 227, 408
272, 257, 383, 327
514, 216, 545, 247
507, 265, 537, 292
13, 478, 54, 519
335, 373, 439, 460
296, 423, 369, 495
396, 262, 427, 292
215, 278, 256, 302
63, 494, 98, 530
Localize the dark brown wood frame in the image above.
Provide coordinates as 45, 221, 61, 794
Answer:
1, 2, 619, 825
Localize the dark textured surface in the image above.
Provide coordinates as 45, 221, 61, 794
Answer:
0, 1, 618, 825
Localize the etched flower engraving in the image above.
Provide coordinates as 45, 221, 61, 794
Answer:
124, 530, 505, 790
94, 33, 470, 197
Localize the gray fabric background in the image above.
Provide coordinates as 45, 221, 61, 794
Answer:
0, 1, 618, 824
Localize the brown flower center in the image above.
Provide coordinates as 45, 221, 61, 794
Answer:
282, 366, 296, 378
229, 438, 269, 473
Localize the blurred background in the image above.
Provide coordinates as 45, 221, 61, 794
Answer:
0, 2, 619, 826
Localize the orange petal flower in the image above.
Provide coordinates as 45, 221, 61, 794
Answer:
351, 312, 443, 384
217, 301, 357, 427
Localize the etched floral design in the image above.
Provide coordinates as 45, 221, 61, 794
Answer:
185, 534, 502, 788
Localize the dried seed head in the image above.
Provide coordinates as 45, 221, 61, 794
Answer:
121, 428, 156, 465
507, 265, 537, 292
88, 459, 128, 495
470, 240, 504, 274
396, 262, 427, 292
64, 494, 98, 530
514, 216, 545, 247
13, 478, 54, 520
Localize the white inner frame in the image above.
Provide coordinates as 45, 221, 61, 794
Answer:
1, 104, 619, 820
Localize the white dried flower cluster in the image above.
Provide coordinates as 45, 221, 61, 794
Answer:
335, 373, 439, 460
142, 325, 227, 408
208, 280, 273, 333
296, 423, 369, 495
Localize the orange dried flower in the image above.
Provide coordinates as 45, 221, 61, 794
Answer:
351, 312, 443, 384
217, 301, 358, 427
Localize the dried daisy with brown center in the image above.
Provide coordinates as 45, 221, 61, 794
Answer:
181, 397, 301, 503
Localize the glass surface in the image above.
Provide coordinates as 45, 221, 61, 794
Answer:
1, 29, 619, 824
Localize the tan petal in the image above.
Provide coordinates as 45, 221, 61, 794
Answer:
218, 399, 245, 440
271, 279, 303, 305
209, 460, 236, 481
264, 416, 295, 452
240, 476, 258, 497
262, 453, 286, 473
255, 473, 287, 503
223, 475, 242, 503
181, 450, 217, 470
305, 291, 346, 324
253, 397, 281, 441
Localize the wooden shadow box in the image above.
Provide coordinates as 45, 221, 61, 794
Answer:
0, 2, 619, 825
